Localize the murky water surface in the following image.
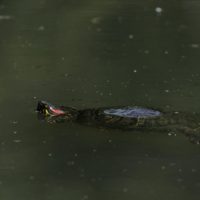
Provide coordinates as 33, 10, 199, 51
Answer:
1, 0, 200, 199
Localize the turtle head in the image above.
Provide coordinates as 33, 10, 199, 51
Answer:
36, 100, 78, 123
37, 100, 66, 116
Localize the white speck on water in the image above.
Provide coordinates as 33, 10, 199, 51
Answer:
122, 168, 128, 173
177, 178, 183, 183
190, 44, 199, 48
192, 168, 197, 173
38, 25, 45, 31
129, 34, 134, 39
181, 55, 186, 59
144, 50, 149, 54
13, 131, 17, 134
161, 165, 166, 170
123, 187, 128, 193
91, 16, 101, 24
168, 132, 172, 136
92, 148, 97, 153
82, 195, 89, 200
48, 153, 52, 157
0, 15, 12, 20
29, 175, 35, 180
178, 168, 183, 173
155, 7, 163, 13
67, 161, 75, 166
165, 89, 170, 93
133, 69, 137, 73
164, 50, 169, 54
33, 96, 37, 100
169, 162, 176, 167
12, 121, 18, 125
108, 139, 112, 143
13, 139, 21, 143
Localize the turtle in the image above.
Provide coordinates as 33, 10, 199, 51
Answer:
36, 100, 200, 144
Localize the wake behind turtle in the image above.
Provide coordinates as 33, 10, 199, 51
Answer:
36, 100, 200, 144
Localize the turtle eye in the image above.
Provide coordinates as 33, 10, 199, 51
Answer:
44, 107, 51, 116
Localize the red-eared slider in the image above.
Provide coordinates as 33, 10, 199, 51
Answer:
37, 100, 200, 144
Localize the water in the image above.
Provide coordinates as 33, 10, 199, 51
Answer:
1, 0, 200, 199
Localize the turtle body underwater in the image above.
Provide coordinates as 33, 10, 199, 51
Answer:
36, 100, 200, 144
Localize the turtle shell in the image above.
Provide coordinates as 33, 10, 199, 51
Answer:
103, 107, 162, 118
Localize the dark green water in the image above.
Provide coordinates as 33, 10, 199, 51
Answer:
1, 0, 200, 199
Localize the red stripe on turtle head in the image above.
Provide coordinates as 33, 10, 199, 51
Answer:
49, 106, 65, 115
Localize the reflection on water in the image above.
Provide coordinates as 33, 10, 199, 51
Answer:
1, 0, 200, 199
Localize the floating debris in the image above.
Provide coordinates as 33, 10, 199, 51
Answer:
11, 121, 18, 125
133, 69, 137, 73
29, 175, 35, 180
38, 25, 45, 31
91, 17, 102, 24
122, 168, 128, 173
161, 165, 166, 170
92, 148, 97, 153
190, 44, 199, 48
192, 168, 197, 173
82, 195, 89, 200
0, 15, 12, 20
122, 187, 128, 193
67, 160, 75, 166
168, 132, 172, 136
155, 7, 163, 14
13, 139, 22, 143
177, 178, 183, 183
169, 162, 176, 167
164, 50, 169, 54
129, 34, 134, 39
165, 89, 170, 93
